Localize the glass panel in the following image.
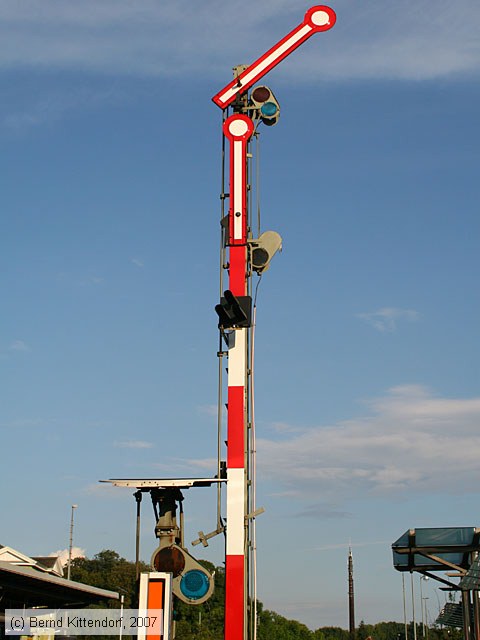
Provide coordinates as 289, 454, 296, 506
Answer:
392, 527, 477, 571
392, 530, 410, 548
460, 556, 480, 589
416, 527, 475, 546
392, 550, 408, 568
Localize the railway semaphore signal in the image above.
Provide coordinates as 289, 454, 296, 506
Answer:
214, 7, 336, 639
102, 7, 336, 639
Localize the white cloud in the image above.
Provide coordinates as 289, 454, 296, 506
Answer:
131, 258, 144, 268
171, 386, 480, 507
0, 1, 478, 81
114, 440, 154, 449
357, 307, 420, 332
49, 546, 85, 567
257, 385, 480, 499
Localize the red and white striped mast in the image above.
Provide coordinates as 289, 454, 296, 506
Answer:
222, 112, 254, 637
212, 7, 336, 640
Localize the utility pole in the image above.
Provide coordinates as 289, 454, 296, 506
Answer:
212, 7, 336, 640
420, 576, 429, 637
67, 504, 78, 580
349, 547, 355, 640
134, 490, 142, 581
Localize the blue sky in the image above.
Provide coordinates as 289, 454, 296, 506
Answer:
2, 0, 480, 630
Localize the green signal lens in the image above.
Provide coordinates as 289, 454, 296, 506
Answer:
180, 570, 210, 600
260, 102, 278, 117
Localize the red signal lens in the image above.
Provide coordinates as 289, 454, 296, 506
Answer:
152, 546, 185, 577
251, 86, 271, 103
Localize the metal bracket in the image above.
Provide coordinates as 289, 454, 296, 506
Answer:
192, 526, 225, 548
419, 551, 467, 575
245, 507, 265, 521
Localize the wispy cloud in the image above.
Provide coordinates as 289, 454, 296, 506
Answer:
114, 440, 154, 449
197, 405, 217, 417
0, 1, 478, 81
311, 540, 390, 552
131, 258, 144, 268
269, 421, 303, 434
3, 87, 127, 131
267, 489, 300, 498
0, 417, 46, 428
56, 272, 106, 287
295, 503, 353, 519
169, 457, 218, 471
356, 307, 420, 332
197, 404, 222, 418
82, 482, 133, 499
257, 385, 480, 499
9, 339, 30, 352
150, 457, 218, 475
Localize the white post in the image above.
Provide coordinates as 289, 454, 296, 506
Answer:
411, 573, 417, 640
402, 574, 408, 640
119, 594, 124, 640
420, 576, 425, 637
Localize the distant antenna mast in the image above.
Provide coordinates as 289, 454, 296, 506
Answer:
349, 547, 356, 640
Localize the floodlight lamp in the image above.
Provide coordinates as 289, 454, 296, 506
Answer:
248, 230, 283, 273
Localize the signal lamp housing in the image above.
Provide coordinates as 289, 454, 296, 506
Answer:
151, 544, 214, 605
215, 290, 252, 329
250, 85, 280, 126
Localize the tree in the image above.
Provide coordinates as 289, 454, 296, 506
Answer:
70, 549, 149, 608
73, 549, 452, 640
314, 627, 349, 640
256, 609, 312, 640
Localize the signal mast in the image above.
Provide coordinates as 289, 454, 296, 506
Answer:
212, 7, 336, 640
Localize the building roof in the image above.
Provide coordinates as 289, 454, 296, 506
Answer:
0, 561, 119, 609
31, 556, 59, 569
0, 544, 37, 566
30, 555, 64, 576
